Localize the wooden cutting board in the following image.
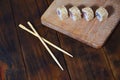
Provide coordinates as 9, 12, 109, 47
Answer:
41, 0, 120, 48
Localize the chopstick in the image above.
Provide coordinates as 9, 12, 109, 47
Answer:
19, 23, 64, 70
19, 21, 74, 70
19, 24, 73, 57
42, 38, 73, 57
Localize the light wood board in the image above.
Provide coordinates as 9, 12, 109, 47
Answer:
41, 0, 120, 48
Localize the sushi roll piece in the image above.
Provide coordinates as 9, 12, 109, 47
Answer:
96, 7, 108, 21
56, 6, 68, 20
69, 6, 82, 21
82, 7, 94, 21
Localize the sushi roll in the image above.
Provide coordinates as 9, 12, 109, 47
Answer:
82, 7, 94, 21
96, 7, 108, 21
69, 6, 82, 21
56, 6, 68, 20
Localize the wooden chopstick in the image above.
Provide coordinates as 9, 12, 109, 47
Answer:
19, 23, 64, 70
19, 24, 73, 57
42, 38, 73, 57
19, 24, 36, 36
27, 22, 64, 70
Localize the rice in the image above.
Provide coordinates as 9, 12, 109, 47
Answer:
56, 6, 68, 20
96, 7, 108, 21
82, 7, 94, 21
69, 6, 82, 21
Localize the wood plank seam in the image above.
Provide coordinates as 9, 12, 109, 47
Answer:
56, 33, 72, 80
45, 0, 73, 78
36, 0, 72, 71
45, 0, 72, 78
0, 0, 28, 79
8, 0, 30, 79
9, 0, 71, 79
81, 45, 97, 80
102, 48, 117, 80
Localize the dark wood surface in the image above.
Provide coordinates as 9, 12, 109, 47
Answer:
0, 0, 120, 80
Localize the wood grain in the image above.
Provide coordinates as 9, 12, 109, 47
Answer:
0, 0, 120, 80
104, 23, 120, 80
10, 0, 70, 79
0, 0, 27, 80
45, 0, 116, 80
41, 0, 120, 48
57, 33, 114, 80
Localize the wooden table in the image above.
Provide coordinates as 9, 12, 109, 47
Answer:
0, 0, 120, 80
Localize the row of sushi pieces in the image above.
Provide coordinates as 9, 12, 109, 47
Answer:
56, 6, 108, 22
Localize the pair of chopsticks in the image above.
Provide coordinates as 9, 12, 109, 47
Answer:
19, 21, 73, 70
